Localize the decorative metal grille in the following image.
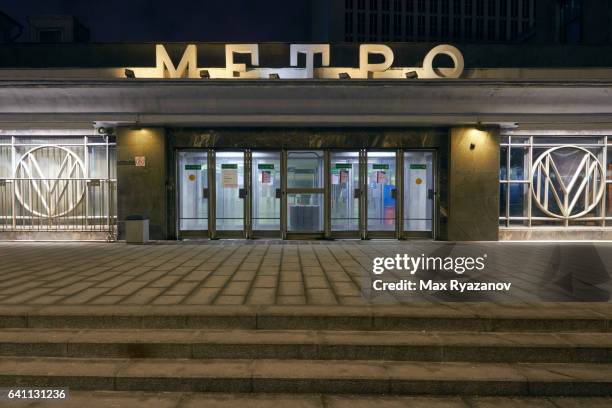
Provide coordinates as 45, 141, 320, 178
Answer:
500, 132, 612, 229
0, 133, 117, 239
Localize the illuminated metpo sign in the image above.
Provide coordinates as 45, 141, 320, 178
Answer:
126, 43, 464, 80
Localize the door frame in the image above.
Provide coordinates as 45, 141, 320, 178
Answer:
283, 150, 326, 240
329, 149, 362, 239
210, 149, 247, 239
400, 149, 437, 240
249, 149, 283, 239
364, 149, 400, 239
176, 149, 210, 239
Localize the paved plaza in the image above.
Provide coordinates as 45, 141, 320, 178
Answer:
0, 241, 610, 306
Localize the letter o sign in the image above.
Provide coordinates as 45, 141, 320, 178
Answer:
422, 45, 464, 79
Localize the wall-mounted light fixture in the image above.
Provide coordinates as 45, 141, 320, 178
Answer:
338, 72, 351, 79
97, 126, 115, 135
124, 69, 136, 78
405, 71, 418, 79
468, 122, 489, 150
269, 73, 280, 79
200, 70, 210, 79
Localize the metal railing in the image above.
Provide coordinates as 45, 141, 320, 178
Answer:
0, 178, 117, 239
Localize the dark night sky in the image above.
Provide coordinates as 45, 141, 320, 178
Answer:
0, 0, 312, 42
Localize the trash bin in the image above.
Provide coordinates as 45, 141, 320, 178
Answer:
125, 215, 149, 244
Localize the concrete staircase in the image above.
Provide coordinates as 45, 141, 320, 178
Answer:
0, 304, 611, 402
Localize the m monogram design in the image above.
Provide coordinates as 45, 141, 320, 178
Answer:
14, 146, 86, 218
531, 146, 605, 219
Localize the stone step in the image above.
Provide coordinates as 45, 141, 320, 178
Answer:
0, 357, 611, 396
7, 391, 612, 408
2, 304, 611, 331
0, 328, 611, 363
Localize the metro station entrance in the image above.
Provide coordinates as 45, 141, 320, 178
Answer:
177, 149, 435, 240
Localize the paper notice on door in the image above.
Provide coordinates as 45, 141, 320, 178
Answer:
261, 170, 272, 184
376, 171, 386, 184
222, 168, 238, 188
331, 173, 339, 185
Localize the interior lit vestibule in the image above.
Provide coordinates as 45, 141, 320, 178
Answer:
176, 148, 436, 240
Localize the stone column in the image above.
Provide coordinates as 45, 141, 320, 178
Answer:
116, 127, 167, 240
447, 126, 500, 241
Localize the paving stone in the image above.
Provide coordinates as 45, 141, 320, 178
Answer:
201, 276, 232, 288
338, 297, 367, 305
165, 282, 200, 296
253, 276, 278, 288
89, 295, 123, 305
62, 288, 110, 304
150, 276, 183, 287
278, 282, 304, 296
184, 288, 221, 304
304, 277, 330, 289
152, 296, 184, 305
215, 296, 245, 305
331, 282, 361, 296
1, 288, 54, 304
26, 295, 64, 305
106, 282, 149, 296
279, 272, 303, 282
122, 288, 165, 305
307, 289, 337, 304
214, 267, 239, 276
232, 271, 257, 281
277, 296, 307, 305
246, 289, 276, 305
221, 282, 251, 296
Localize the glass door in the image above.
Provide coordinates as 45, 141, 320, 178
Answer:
251, 151, 281, 238
330, 151, 361, 238
177, 151, 209, 237
403, 150, 435, 238
366, 151, 397, 238
285, 150, 325, 238
213, 151, 245, 238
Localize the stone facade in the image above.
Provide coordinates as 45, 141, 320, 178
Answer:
446, 127, 500, 241
116, 128, 168, 240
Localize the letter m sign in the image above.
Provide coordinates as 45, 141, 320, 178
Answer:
155, 44, 198, 78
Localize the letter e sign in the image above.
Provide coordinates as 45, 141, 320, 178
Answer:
135, 156, 146, 167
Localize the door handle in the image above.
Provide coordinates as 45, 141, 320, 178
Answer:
354, 188, 361, 198
391, 188, 397, 200
238, 188, 247, 199
428, 189, 435, 200
203, 188, 209, 199
275, 188, 282, 199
